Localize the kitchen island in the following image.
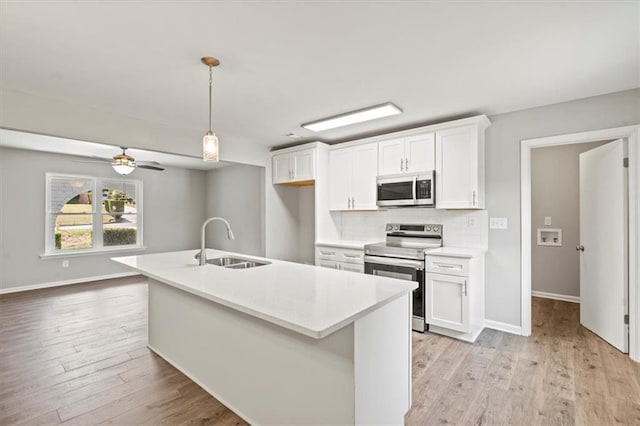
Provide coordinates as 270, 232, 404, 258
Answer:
112, 249, 417, 425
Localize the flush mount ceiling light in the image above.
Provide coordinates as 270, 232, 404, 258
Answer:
301, 102, 402, 133
201, 56, 220, 162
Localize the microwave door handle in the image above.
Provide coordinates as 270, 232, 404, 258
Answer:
413, 176, 417, 201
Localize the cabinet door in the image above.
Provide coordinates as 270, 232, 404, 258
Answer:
405, 132, 435, 172
435, 125, 479, 208
378, 138, 405, 176
339, 262, 364, 273
329, 148, 352, 210
293, 149, 315, 181
426, 272, 470, 333
316, 259, 339, 270
272, 154, 292, 184
351, 143, 378, 210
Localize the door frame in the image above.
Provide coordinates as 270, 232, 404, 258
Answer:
521, 124, 640, 362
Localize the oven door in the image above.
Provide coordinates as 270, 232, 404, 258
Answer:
364, 255, 426, 332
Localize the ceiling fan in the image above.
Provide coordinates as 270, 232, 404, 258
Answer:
75, 147, 165, 175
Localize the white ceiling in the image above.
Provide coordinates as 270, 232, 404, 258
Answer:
1, 1, 638, 149
0, 128, 232, 170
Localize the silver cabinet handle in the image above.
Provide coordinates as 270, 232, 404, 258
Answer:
400, 158, 404, 172
343, 254, 360, 259
351, 197, 355, 208
472, 191, 476, 206
576, 245, 584, 251
347, 197, 351, 209
464, 280, 468, 296
405, 158, 409, 171
320, 250, 336, 256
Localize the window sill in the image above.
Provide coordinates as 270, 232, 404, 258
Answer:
40, 246, 147, 259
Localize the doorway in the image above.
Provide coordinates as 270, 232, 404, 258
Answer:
521, 125, 640, 362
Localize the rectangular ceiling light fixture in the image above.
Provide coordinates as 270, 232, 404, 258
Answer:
301, 102, 402, 132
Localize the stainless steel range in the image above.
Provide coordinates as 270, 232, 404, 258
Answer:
364, 223, 443, 332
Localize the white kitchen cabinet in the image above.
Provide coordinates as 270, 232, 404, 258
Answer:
378, 133, 435, 176
315, 245, 365, 273
435, 125, 485, 209
426, 273, 469, 333
272, 146, 316, 185
425, 250, 484, 342
329, 143, 377, 211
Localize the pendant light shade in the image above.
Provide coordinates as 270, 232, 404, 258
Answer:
203, 132, 219, 162
201, 56, 220, 163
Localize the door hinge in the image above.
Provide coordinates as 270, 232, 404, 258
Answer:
624, 314, 629, 325
623, 157, 629, 168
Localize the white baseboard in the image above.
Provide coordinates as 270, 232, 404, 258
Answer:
483, 319, 523, 336
0, 272, 140, 295
532, 290, 580, 304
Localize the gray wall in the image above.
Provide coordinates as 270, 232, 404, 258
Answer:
0, 147, 207, 290
485, 88, 639, 326
531, 141, 609, 298
205, 163, 265, 257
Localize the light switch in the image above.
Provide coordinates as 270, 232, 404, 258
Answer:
490, 217, 508, 229
544, 217, 552, 226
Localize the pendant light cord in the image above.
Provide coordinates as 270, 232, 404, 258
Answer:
208, 66, 213, 133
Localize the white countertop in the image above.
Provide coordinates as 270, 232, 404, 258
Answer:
112, 249, 416, 339
315, 240, 377, 250
427, 247, 486, 258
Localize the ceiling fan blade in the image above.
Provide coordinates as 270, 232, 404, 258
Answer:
137, 164, 165, 171
73, 159, 111, 164
136, 160, 161, 166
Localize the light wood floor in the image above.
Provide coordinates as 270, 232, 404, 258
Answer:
1, 277, 639, 425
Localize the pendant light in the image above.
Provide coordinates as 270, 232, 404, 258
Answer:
201, 56, 220, 162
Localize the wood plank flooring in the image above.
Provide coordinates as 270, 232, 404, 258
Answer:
1, 277, 639, 425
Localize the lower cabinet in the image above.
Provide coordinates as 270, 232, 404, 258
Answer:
425, 251, 484, 342
315, 245, 364, 273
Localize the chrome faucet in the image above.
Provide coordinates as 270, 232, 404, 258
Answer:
199, 217, 235, 266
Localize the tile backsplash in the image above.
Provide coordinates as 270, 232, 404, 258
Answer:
339, 208, 488, 249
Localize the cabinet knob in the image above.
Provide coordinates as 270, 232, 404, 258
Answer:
576, 245, 585, 252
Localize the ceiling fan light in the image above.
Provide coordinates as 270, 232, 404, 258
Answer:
203, 132, 219, 162
112, 160, 136, 175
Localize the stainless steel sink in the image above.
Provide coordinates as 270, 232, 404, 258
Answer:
206, 256, 270, 269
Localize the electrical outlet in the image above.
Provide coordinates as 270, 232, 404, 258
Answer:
489, 217, 508, 229
468, 217, 476, 227
544, 216, 552, 226
62, 259, 69, 268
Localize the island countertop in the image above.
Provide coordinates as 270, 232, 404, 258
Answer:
112, 249, 417, 339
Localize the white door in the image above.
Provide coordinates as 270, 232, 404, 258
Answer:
426, 272, 470, 333
405, 132, 435, 172
329, 148, 352, 210
352, 143, 378, 210
378, 138, 405, 175
579, 139, 628, 353
273, 154, 292, 183
293, 150, 314, 181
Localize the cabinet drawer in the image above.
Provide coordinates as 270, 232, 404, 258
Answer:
338, 248, 364, 264
426, 255, 469, 276
316, 247, 339, 260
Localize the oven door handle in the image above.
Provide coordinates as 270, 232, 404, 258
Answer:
365, 255, 424, 270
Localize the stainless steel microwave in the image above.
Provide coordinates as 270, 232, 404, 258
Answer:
376, 171, 435, 207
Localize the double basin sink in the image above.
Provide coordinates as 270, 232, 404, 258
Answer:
206, 256, 270, 270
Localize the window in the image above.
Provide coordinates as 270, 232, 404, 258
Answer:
45, 174, 143, 254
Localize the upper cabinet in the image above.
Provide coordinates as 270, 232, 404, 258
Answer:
329, 143, 378, 211
378, 132, 435, 176
435, 121, 488, 209
272, 144, 319, 185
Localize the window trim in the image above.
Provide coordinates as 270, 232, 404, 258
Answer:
44, 173, 144, 255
